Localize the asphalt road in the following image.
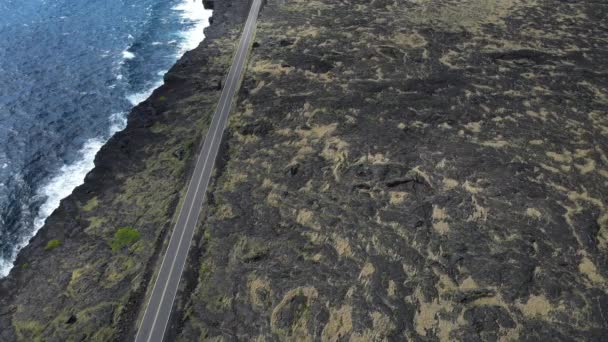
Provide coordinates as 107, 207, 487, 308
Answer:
134, 0, 262, 340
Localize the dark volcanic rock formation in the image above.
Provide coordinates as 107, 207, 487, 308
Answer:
2, 0, 608, 341
175, 0, 608, 341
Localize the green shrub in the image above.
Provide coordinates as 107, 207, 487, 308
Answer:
45, 239, 61, 251
110, 227, 141, 252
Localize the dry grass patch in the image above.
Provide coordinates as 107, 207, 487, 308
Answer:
322, 305, 353, 340
389, 191, 408, 205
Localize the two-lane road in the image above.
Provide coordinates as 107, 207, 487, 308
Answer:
135, 0, 262, 340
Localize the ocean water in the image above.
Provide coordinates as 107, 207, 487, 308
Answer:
0, 0, 212, 276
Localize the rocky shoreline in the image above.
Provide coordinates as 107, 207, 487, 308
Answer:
1, 0, 608, 341
0, 0, 249, 340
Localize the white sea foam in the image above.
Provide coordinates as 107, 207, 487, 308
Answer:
124, 0, 212, 106
0, 0, 214, 278
126, 78, 165, 106
0, 111, 128, 277
0, 254, 14, 278
173, 0, 212, 55
122, 50, 136, 60
33, 138, 104, 229
109, 111, 128, 133
0, 137, 103, 277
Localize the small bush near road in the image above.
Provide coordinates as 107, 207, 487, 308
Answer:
111, 227, 141, 252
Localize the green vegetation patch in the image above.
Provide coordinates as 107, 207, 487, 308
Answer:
13, 319, 44, 342
45, 239, 62, 251
82, 197, 99, 212
110, 227, 141, 252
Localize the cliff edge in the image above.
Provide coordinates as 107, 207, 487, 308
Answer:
0, 0, 248, 340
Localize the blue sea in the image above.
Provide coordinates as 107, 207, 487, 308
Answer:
0, 0, 212, 276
